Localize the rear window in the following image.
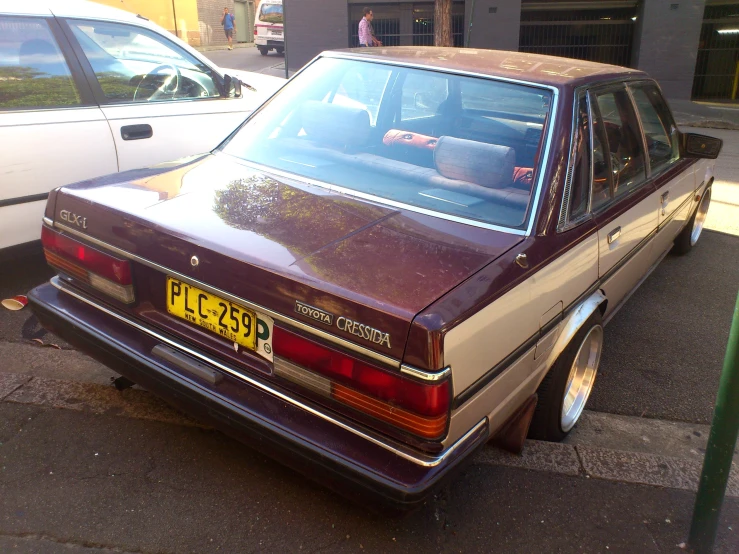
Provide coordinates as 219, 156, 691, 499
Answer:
221, 58, 553, 230
259, 3, 283, 23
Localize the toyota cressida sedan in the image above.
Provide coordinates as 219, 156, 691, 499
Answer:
29, 47, 722, 510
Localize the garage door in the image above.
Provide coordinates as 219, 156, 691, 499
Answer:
692, 3, 739, 100
519, 1, 638, 67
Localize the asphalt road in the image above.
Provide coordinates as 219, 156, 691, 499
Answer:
202, 45, 286, 78
0, 404, 736, 553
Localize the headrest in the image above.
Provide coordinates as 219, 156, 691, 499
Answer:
301, 100, 370, 148
434, 136, 515, 189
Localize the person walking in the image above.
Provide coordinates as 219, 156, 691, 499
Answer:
221, 7, 236, 50
358, 7, 381, 47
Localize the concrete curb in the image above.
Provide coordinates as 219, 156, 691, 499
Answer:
2, 370, 737, 498
195, 43, 254, 52
676, 119, 739, 131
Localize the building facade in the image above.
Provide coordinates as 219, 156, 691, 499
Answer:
93, 0, 256, 47
285, 0, 739, 101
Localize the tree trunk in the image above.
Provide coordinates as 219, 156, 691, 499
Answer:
434, 0, 453, 47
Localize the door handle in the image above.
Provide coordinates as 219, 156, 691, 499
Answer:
607, 226, 621, 244
121, 124, 153, 141
660, 191, 670, 215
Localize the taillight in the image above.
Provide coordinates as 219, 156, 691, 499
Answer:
42, 226, 135, 304
273, 327, 449, 439
254, 28, 257, 35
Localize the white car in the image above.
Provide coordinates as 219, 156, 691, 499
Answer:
255, 0, 283, 56
0, 1, 284, 257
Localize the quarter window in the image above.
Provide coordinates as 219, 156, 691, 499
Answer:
0, 17, 80, 109
68, 20, 220, 103
401, 72, 449, 121
332, 63, 392, 126
591, 87, 647, 204
566, 92, 591, 223
629, 84, 679, 173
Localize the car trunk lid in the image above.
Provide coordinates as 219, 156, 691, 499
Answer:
51, 154, 524, 363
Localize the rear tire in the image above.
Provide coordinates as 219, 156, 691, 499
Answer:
672, 186, 711, 256
276, 47, 284, 55
529, 311, 604, 442
258, 47, 268, 56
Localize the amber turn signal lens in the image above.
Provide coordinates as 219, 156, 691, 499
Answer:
332, 384, 448, 439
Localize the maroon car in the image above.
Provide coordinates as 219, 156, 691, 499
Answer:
29, 48, 721, 510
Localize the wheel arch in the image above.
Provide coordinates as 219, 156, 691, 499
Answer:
535, 290, 607, 388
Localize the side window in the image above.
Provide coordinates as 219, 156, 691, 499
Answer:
400, 72, 449, 121
0, 17, 80, 109
591, 87, 647, 203
566, 93, 592, 223
629, 84, 679, 173
67, 20, 220, 103
331, 64, 392, 125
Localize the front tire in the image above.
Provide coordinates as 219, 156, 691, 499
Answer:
672, 186, 711, 256
529, 311, 604, 442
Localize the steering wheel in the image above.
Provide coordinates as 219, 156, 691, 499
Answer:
133, 64, 181, 102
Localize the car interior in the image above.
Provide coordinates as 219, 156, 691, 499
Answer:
234, 61, 553, 229
68, 21, 220, 102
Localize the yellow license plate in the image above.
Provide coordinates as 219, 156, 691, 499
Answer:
166, 277, 257, 351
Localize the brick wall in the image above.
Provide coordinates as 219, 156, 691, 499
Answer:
198, 0, 235, 46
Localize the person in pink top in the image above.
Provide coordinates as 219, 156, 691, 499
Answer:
358, 7, 381, 47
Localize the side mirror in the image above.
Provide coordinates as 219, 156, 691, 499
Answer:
681, 132, 722, 159
223, 74, 242, 98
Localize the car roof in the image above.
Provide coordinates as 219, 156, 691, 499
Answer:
324, 47, 648, 89
0, 0, 145, 23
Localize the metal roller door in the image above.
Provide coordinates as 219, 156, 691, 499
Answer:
692, 3, 739, 101
520, 1, 638, 67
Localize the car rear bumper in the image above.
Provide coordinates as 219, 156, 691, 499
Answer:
28, 279, 488, 512
255, 38, 283, 47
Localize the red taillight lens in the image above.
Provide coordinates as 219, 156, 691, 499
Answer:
42, 226, 135, 303
273, 326, 449, 439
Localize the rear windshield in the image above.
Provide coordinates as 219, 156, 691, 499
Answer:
259, 4, 283, 23
221, 57, 553, 230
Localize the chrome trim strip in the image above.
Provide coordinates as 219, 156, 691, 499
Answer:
400, 364, 451, 382
43, 216, 54, 227
525, 84, 558, 237
226, 156, 527, 235
50, 222, 401, 367
65, 275, 492, 467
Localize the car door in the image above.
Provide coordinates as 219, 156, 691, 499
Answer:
627, 82, 696, 258
588, 84, 661, 317
0, 14, 117, 252
60, 18, 253, 172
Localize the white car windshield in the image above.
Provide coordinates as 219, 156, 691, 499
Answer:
222, 57, 553, 230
